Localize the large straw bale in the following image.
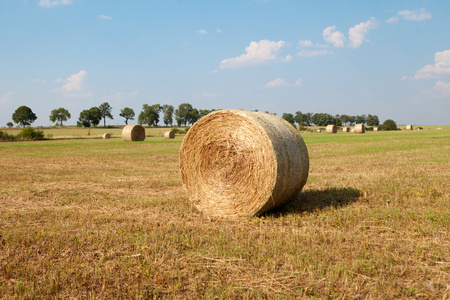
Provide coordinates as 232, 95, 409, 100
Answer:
164, 130, 175, 139
326, 124, 337, 134
103, 133, 111, 139
179, 109, 309, 218
122, 124, 145, 142
354, 124, 365, 134
406, 125, 413, 130
342, 127, 349, 132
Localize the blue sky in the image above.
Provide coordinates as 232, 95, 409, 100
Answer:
1, 0, 449, 126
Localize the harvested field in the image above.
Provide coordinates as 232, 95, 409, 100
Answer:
0, 128, 449, 298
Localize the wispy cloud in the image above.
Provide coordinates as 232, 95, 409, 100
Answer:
387, 8, 431, 23
0, 91, 14, 105
216, 28, 223, 33
33, 78, 47, 83
432, 81, 450, 96
323, 26, 346, 47
196, 29, 207, 34
220, 40, 290, 69
348, 17, 378, 48
266, 78, 303, 88
296, 49, 331, 57
323, 18, 377, 48
266, 78, 287, 88
398, 8, 431, 21
98, 14, 112, 20
415, 49, 450, 79
200, 92, 219, 98
62, 70, 87, 91
38, 0, 72, 8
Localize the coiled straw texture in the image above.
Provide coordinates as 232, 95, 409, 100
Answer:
122, 124, 145, 142
179, 109, 309, 218
326, 124, 337, 134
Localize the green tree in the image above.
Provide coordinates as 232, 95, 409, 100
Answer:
311, 113, 335, 126
12, 106, 37, 127
138, 104, 161, 127
355, 115, 367, 125
175, 103, 194, 126
366, 114, 380, 126
162, 105, 174, 126
49, 107, 71, 126
98, 102, 113, 127
6, 122, 14, 128
119, 107, 135, 125
282, 113, 295, 124
379, 119, 397, 131
78, 107, 102, 127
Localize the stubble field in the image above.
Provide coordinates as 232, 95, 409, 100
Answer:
0, 127, 449, 299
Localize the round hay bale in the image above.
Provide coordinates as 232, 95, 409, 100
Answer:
164, 130, 175, 139
317, 129, 321, 133
354, 124, 365, 134
326, 124, 337, 134
342, 127, 349, 132
373, 127, 378, 132
406, 125, 413, 130
350, 128, 355, 132
122, 124, 145, 142
103, 133, 111, 139
179, 109, 309, 218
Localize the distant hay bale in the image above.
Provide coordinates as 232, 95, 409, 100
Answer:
350, 128, 355, 132
317, 129, 321, 133
122, 124, 145, 142
354, 124, 365, 134
103, 133, 111, 139
406, 125, 413, 130
164, 130, 175, 139
373, 127, 378, 132
342, 127, 349, 132
326, 124, 337, 134
179, 109, 310, 218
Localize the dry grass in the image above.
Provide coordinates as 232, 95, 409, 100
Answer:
0, 129, 449, 299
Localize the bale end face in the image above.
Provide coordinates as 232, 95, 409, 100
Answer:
164, 131, 175, 139
354, 124, 365, 134
326, 124, 337, 134
122, 124, 145, 142
103, 133, 111, 139
406, 125, 413, 130
179, 109, 309, 218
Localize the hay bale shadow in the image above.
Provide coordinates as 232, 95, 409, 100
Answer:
264, 187, 361, 217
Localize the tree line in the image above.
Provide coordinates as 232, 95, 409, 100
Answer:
7, 104, 390, 129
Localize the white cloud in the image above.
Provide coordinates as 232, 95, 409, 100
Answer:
298, 40, 312, 47
386, 16, 399, 24
348, 17, 377, 48
220, 40, 289, 69
323, 26, 346, 47
200, 92, 219, 98
33, 78, 47, 83
128, 90, 138, 98
266, 78, 287, 88
432, 81, 450, 96
296, 49, 331, 57
98, 14, 112, 20
38, 0, 72, 8
196, 29, 207, 34
216, 28, 223, 33
398, 8, 431, 21
0, 91, 13, 105
415, 49, 450, 79
62, 70, 87, 91
265, 78, 303, 88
